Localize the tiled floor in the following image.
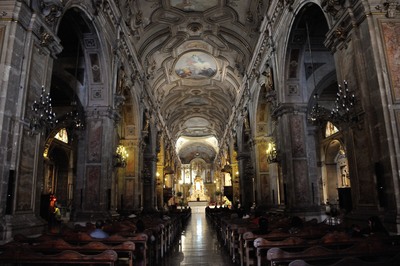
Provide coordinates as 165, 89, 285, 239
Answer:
162, 211, 234, 266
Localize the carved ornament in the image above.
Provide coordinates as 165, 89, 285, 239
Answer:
376, 0, 400, 18
38, 26, 62, 57
92, 0, 104, 16
321, 0, 345, 19
40, 0, 64, 24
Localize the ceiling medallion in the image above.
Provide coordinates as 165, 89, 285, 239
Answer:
187, 22, 203, 33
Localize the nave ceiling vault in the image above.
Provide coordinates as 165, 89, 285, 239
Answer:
118, 0, 266, 163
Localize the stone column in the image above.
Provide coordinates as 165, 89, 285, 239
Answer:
0, 0, 63, 238
142, 154, 157, 211
275, 107, 320, 214
73, 107, 115, 220
237, 152, 254, 210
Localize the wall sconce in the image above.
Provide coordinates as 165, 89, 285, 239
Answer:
114, 144, 128, 168
29, 86, 57, 135
266, 142, 278, 164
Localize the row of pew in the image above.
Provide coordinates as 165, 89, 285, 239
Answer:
0, 209, 191, 265
206, 207, 400, 266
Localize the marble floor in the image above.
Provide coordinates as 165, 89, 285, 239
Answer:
162, 210, 234, 266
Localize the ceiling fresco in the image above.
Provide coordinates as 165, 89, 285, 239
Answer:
174, 51, 217, 79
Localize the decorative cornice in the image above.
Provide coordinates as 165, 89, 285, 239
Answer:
39, 0, 64, 25
38, 26, 62, 57
285, 0, 295, 12
269, 0, 285, 26
375, 0, 400, 18
321, 0, 346, 20
103, 0, 118, 26
91, 0, 104, 16
324, 17, 352, 52
251, 29, 272, 73
272, 103, 308, 119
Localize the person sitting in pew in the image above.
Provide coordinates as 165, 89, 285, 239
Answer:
252, 217, 269, 235
90, 220, 109, 239
348, 223, 363, 237
361, 216, 389, 237
287, 216, 304, 234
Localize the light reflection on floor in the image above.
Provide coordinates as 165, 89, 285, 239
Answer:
162, 212, 234, 266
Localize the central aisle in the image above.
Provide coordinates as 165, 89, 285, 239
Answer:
163, 210, 234, 266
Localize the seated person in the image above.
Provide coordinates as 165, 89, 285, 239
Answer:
90, 220, 109, 239
361, 216, 389, 236
252, 217, 269, 235
288, 216, 304, 234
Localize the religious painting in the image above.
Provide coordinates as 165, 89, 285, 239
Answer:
381, 22, 400, 102
175, 51, 217, 79
171, 0, 218, 12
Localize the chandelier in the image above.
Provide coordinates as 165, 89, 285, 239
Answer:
266, 142, 278, 164
114, 144, 128, 168
61, 100, 85, 131
309, 93, 332, 125
30, 86, 57, 135
331, 80, 356, 124
309, 81, 356, 126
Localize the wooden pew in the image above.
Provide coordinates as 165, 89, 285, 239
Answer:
254, 230, 363, 266
254, 236, 307, 266
0, 247, 118, 265
63, 232, 148, 266
267, 240, 400, 266
28, 238, 135, 266
289, 253, 400, 266
13, 233, 56, 243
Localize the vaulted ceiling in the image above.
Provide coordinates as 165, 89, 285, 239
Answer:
121, 0, 266, 163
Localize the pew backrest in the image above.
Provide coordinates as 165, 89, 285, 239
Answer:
267, 240, 400, 266
0, 248, 118, 265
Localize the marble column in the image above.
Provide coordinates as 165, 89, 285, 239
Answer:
73, 107, 115, 220
276, 108, 320, 214
142, 154, 157, 211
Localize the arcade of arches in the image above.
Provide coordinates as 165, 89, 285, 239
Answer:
1, 0, 400, 240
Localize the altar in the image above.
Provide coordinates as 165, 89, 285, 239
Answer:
187, 176, 210, 202
187, 200, 208, 213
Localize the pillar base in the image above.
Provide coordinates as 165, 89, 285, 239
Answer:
0, 213, 47, 243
